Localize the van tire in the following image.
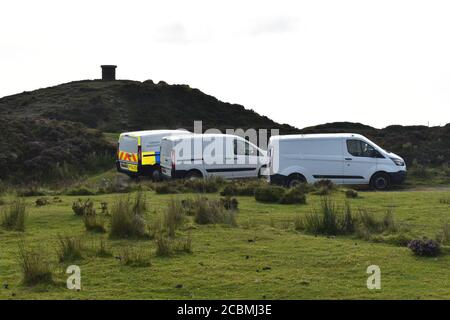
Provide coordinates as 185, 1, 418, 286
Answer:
370, 172, 390, 190
258, 166, 267, 178
185, 170, 203, 180
287, 173, 306, 188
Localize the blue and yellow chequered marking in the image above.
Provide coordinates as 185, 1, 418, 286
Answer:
141, 151, 161, 166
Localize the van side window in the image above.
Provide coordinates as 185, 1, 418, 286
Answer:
346, 139, 376, 157
234, 139, 256, 156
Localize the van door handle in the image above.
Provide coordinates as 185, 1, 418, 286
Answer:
345, 158, 352, 161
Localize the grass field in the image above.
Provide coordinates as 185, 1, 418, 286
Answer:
0, 181, 449, 300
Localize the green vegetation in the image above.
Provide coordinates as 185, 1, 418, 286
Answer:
1, 199, 27, 231
0, 179, 449, 299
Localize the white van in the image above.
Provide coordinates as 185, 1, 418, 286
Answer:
268, 133, 406, 190
160, 134, 268, 179
116, 130, 189, 178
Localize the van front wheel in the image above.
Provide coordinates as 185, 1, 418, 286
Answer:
287, 173, 306, 188
370, 172, 390, 190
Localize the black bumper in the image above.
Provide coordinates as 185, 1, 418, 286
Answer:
388, 170, 407, 184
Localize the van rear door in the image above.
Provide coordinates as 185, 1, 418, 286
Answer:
118, 135, 139, 173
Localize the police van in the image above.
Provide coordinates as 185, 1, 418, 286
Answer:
116, 130, 189, 179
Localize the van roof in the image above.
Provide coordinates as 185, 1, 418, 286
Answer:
120, 129, 189, 138
163, 133, 249, 141
270, 133, 367, 142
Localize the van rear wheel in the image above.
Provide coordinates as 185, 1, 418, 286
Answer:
287, 174, 306, 188
370, 172, 390, 190
185, 170, 203, 180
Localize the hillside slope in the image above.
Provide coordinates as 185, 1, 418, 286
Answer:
0, 80, 297, 133
0, 80, 448, 183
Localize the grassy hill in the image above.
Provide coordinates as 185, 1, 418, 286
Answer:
0, 79, 448, 183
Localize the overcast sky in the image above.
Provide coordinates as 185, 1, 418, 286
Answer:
1, 0, 449, 128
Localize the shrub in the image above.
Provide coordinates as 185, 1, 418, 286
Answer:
279, 188, 306, 204
181, 198, 197, 216
18, 242, 53, 286
119, 246, 152, 267
220, 184, 238, 197
345, 189, 358, 198
220, 196, 239, 210
66, 186, 96, 196
0, 198, 5, 206
56, 235, 83, 262
193, 197, 237, 226
154, 182, 181, 194
35, 197, 49, 207
83, 214, 106, 233
155, 234, 193, 257
155, 234, 172, 257
173, 236, 193, 254
356, 209, 381, 233
72, 199, 95, 216
254, 186, 285, 203
1, 199, 27, 231
184, 177, 222, 193
17, 186, 46, 197
407, 238, 440, 257
164, 199, 185, 237
110, 196, 147, 239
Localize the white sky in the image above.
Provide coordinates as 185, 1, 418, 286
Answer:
1, 0, 449, 128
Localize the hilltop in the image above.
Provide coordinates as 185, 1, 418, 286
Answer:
0, 80, 448, 183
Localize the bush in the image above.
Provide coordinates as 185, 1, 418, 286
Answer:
220, 196, 239, 210
155, 234, 193, 257
280, 188, 306, 204
155, 234, 172, 257
407, 238, 440, 257
56, 235, 83, 262
83, 214, 106, 233
119, 246, 151, 267
72, 199, 95, 216
154, 182, 181, 194
35, 197, 50, 207
254, 186, 285, 203
345, 189, 358, 198
17, 186, 46, 197
18, 242, 53, 286
66, 186, 96, 196
193, 197, 237, 226
164, 199, 185, 237
132, 190, 147, 216
1, 199, 27, 231
220, 184, 238, 197
184, 177, 223, 193
109, 196, 147, 239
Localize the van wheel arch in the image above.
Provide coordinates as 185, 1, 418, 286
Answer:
287, 173, 306, 188
185, 169, 203, 180
370, 171, 391, 190
258, 165, 267, 178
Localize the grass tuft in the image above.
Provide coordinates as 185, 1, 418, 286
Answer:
18, 242, 53, 286
1, 199, 27, 231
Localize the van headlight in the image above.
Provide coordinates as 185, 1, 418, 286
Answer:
390, 157, 405, 166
